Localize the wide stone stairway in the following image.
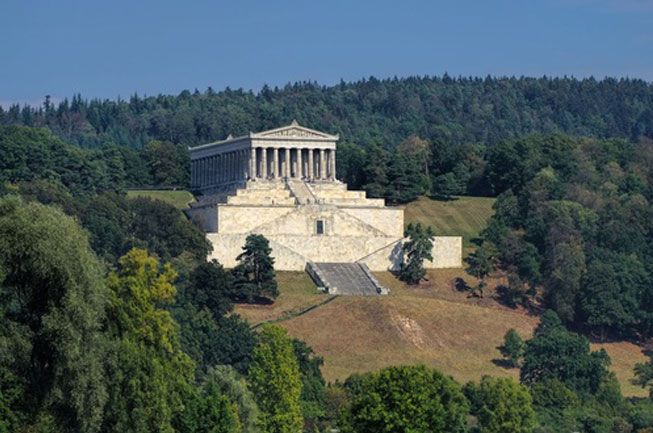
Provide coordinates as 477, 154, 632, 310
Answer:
306, 262, 388, 295
286, 179, 317, 204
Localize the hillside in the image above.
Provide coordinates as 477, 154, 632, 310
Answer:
236, 269, 648, 397
233, 195, 648, 396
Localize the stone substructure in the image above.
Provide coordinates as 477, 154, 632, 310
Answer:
186, 122, 462, 272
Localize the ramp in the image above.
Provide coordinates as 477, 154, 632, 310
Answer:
306, 262, 388, 295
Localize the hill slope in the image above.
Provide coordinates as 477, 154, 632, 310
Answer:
237, 270, 648, 397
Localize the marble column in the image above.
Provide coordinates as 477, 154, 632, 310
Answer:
308, 149, 314, 180
211, 155, 218, 185
249, 148, 256, 179
297, 148, 303, 178
319, 149, 326, 180
330, 150, 336, 180
261, 147, 268, 178
285, 148, 291, 177
208, 157, 213, 186
230, 152, 235, 181
272, 148, 279, 178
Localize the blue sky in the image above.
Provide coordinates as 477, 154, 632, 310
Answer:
1, 0, 652, 107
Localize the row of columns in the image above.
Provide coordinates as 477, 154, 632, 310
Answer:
191, 148, 251, 189
250, 147, 335, 181
192, 147, 336, 190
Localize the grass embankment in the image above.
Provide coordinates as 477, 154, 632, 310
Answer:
126, 189, 195, 209
403, 195, 495, 248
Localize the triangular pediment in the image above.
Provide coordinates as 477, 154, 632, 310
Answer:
253, 122, 338, 140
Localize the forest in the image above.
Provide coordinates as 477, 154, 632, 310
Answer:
1, 75, 653, 432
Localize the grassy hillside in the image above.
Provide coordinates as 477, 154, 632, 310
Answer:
126, 189, 195, 209
236, 270, 648, 397
403, 195, 495, 247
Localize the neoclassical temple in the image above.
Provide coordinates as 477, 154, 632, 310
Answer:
186, 122, 461, 293
190, 120, 337, 193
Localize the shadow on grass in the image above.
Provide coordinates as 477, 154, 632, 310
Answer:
235, 295, 275, 306
427, 194, 460, 202
491, 358, 517, 369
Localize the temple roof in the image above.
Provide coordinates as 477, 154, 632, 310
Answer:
191, 121, 339, 151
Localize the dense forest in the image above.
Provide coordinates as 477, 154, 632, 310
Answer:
2, 76, 653, 150
2, 75, 653, 431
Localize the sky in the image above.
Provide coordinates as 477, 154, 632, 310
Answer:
1, 0, 652, 108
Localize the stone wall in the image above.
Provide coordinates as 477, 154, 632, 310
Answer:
207, 232, 462, 271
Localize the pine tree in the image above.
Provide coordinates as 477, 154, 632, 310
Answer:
233, 234, 278, 303
399, 223, 435, 285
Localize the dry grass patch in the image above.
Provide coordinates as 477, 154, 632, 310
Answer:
234, 271, 325, 326
270, 270, 648, 397
593, 341, 649, 398
281, 293, 536, 384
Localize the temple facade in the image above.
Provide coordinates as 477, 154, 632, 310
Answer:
186, 122, 462, 274
190, 120, 337, 193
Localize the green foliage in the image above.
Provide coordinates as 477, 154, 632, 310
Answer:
174, 382, 238, 433
481, 133, 653, 336
292, 339, 327, 421
234, 234, 278, 303
0, 196, 108, 432
184, 260, 235, 318
341, 365, 468, 433
205, 366, 260, 433
465, 244, 497, 298
128, 196, 211, 261
17, 181, 211, 264
432, 172, 464, 199
473, 376, 535, 433
520, 311, 611, 394
103, 249, 195, 433
142, 140, 189, 187
634, 353, 653, 398
499, 329, 525, 368
0, 125, 122, 194
107, 249, 179, 352
530, 379, 580, 411
399, 222, 435, 285
248, 325, 303, 433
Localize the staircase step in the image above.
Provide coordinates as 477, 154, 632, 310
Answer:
306, 262, 388, 295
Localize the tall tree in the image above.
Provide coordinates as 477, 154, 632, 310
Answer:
399, 222, 435, 285
0, 196, 109, 432
248, 325, 303, 433
233, 234, 278, 303
103, 249, 195, 433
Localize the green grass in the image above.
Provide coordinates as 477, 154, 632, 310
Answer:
126, 189, 195, 209
403, 195, 495, 247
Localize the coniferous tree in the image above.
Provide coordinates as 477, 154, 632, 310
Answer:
233, 234, 278, 303
399, 223, 435, 285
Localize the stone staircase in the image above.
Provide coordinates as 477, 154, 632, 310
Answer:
286, 179, 317, 204
306, 262, 388, 295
